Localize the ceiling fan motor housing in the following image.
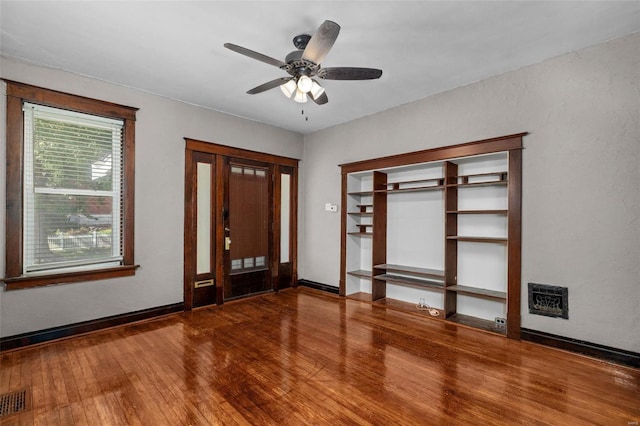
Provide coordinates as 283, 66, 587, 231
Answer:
292, 34, 311, 50
284, 50, 319, 78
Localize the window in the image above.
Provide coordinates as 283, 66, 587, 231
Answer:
3, 80, 138, 289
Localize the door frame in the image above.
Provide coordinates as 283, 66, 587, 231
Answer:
183, 138, 299, 310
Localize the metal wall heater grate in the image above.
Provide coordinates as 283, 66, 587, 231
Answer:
0, 389, 30, 417
528, 283, 568, 319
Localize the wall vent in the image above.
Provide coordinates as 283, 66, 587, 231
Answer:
528, 283, 568, 319
0, 388, 30, 417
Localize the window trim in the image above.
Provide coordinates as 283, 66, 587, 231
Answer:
3, 80, 139, 290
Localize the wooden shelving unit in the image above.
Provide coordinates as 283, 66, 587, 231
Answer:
446, 285, 506, 301
446, 236, 508, 243
446, 210, 507, 215
373, 264, 444, 278
375, 177, 444, 194
373, 274, 445, 290
373, 264, 444, 289
347, 269, 372, 279
447, 171, 508, 188
346, 193, 374, 236
339, 133, 524, 339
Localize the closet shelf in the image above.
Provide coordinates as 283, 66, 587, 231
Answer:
347, 270, 373, 279
447, 236, 507, 243
446, 285, 506, 301
348, 212, 374, 216
385, 177, 444, 187
449, 171, 507, 185
348, 232, 373, 236
348, 191, 373, 196
374, 273, 444, 290
371, 177, 445, 194
446, 210, 508, 215
374, 185, 443, 194
374, 264, 444, 280
446, 180, 508, 188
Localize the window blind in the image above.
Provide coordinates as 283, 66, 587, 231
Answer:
22, 102, 125, 274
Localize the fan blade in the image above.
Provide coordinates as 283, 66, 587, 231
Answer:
247, 77, 291, 94
302, 20, 340, 65
318, 67, 383, 80
310, 91, 328, 105
224, 43, 287, 68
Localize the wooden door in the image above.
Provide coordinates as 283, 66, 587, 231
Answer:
223, 158, 273, 299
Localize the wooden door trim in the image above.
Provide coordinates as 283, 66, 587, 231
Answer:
183, 149, 195, 310
214, 155, 226, 305
289, 166, 299, 287
507, 149, 523, 339
185, 138, 299, 167
339, 133, 526, 174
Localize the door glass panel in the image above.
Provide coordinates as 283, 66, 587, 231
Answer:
229, 164, 269, 275
196, 162, 211, 274
280, 173, 291, 263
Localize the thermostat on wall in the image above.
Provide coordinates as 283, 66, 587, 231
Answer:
325, 203, 338, 212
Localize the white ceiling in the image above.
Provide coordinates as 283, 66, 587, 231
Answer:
2, 1, 639, 134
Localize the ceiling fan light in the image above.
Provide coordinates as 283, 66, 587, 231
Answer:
297, 75, 313, 93
310, 80, 325, 98
280, 79, 296, 98
293, 89, 308, 103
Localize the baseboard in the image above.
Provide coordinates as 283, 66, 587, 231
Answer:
521, 328, 640, 369
298, 279, 339, 295
0, 302, 184, 352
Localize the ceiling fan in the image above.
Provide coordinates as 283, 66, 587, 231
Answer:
224, 20, 383, 105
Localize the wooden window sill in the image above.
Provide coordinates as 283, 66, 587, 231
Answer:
2, 265, 140, 290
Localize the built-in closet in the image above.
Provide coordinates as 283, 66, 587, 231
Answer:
339, 133, 524, 339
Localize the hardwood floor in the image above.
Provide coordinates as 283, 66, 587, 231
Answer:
1, 287, 638, 425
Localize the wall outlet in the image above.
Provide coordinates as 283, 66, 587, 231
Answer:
325, 203, 338, 212
495, 317, 506, 327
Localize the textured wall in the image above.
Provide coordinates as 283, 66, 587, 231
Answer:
301, 33, 640, 352
0, 57, 303, 337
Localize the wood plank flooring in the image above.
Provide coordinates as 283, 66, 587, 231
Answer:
1, 287, 638, 425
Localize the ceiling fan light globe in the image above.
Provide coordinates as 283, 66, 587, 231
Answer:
280, 80, 296, 98
310, 80, 325, 98
294, 89, 308, 103
297, 75, 313, 93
